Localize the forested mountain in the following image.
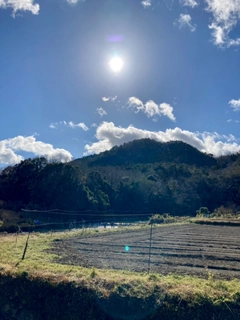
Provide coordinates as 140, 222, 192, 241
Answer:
72, 139, 216, 168
0, 139, 240, 217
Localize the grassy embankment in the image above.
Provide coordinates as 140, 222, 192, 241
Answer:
0, 226, 240, 320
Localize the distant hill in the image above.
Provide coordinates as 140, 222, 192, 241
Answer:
72, 139, 216, 168
1, 139, 240, 220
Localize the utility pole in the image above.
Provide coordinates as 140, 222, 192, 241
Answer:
147, 221, 153, 274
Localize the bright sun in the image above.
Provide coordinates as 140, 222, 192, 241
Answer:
109, 56, 124, 73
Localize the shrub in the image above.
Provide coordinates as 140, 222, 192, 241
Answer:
210, 206, 235, 218
149, 214, 176, 224
196, 207, 210, 217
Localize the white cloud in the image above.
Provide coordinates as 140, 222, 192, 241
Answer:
141, 0, 151, 8
227, 118, 239, 123
68, 121, 75, 128
208, 24, 225, 45
229, 99, 240, 111
84, 121, 240, 157
0, 0, 39, 16
180, 0, 198, 8
228, 38, 240, 47
102, 96, 117, 102
128, 97, 176, 121
0, 146, 23, 166
128, 97, 144, 113
175, 13, 197, 32
0, 0, 86, 16
145, 100, 159, 117
97, 107, 107, 117
206, 0, 240, 47
0, 136, 72, 165
159, 103, 176, 122
68, 121, 89, 131
66, 0, 85, 4
49, 123, 57, 129
49, 121, 89, 131
77, 123, 89, 131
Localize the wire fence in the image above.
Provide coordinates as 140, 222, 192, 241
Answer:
19, 208, 153, 232
2, 216, 240, 279
1, 208, 156, 273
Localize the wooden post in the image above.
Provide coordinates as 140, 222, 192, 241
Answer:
22, 232, 30, 260
147, 222, 153, 274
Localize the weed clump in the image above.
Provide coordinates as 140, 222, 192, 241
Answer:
149, 213, 176, 224
90, 268, 97, 278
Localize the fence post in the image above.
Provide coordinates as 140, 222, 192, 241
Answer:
22, 232, 30, 260
147, 222, 153, 274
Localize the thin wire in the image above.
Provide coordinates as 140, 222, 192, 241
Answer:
21, 208, 154, 216
19, 218, 147, 230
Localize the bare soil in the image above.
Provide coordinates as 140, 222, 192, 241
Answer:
49, 224, 240, 279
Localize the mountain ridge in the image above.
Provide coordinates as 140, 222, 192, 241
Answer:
1, 138, 240, 218
72, 138, 216, 168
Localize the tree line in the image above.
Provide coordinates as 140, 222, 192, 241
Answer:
0, 139, 240, 216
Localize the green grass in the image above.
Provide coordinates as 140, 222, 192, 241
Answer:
0, 228, 240, 306
1, 212, 240, 318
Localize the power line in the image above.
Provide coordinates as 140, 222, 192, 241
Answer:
21, 208, 154, 217
21, 209, 58, 213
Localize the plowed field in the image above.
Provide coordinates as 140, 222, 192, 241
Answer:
50, 224, 240, 279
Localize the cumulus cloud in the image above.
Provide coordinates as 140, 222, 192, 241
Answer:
141, 0, 151, 8
180, 0, 198, 8
49, 121, 89, 131
0, 136, 72, 165
84, 121, 240, 157
175, 13, 197, 32
0, 0, 39, 16
128, 97, 176, 121
97, 107, 107, 117
145, 100, 159, 117
102, 96, 117, 102
128, 97, 144, 112
159, 103, 176, 121
206, 0, 240, 47
229, 99, 240, 111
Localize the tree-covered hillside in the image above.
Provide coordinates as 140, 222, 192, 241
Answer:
0, 139, 240, 217
72, 139, 216, 168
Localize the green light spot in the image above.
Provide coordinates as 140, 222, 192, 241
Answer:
125, 246, 130, 251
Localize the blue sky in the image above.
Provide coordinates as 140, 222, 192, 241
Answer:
1, 0, 240, 166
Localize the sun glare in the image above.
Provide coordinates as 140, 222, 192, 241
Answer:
109, 56, 124, 73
